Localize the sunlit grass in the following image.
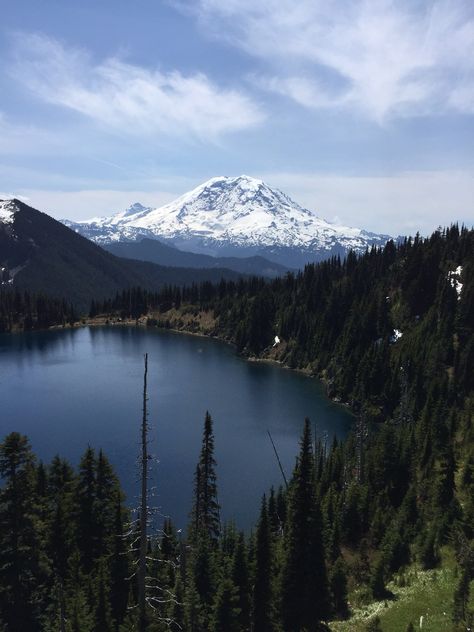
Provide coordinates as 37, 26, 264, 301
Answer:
330, 549, 459, 632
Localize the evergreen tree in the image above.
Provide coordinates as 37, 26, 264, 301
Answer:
252, 496, 275, 632
232, 532, 251, 631
189, 412, 220, 545
76, 446, 97, 571
94, 449, 119, 560
0, 433, 47, 632
66, 588, 94, 632
92, 562, 113, 632
329, 557, 349, 618
211, 578, 241, 632
281, 419, 330, 631
109, 493, 130, 632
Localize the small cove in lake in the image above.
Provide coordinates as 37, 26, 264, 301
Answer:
0, 326, 353, 529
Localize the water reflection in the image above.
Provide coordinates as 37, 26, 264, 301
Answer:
0, 326, 352, 529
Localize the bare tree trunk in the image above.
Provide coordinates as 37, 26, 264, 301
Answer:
138, 353, 148, 631
59, 580, 66, 632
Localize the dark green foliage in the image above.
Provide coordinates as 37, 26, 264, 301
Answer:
281, 419, 329, 631
0, 288, 76, 332
418, 525, 440, 569
0, 433, 47, 632
189, 412, 220, 545
370, 558, 388, 600
452, 565, 472, 624
231, 532, 251, 630
76, 447, 98, 572
2, 224, 474, 630
109, 494, 130, 631
1, 199, 244, 311
210, 578, 241, 632
0, 436, 133, 632
93, 563, 113, 632
253, 496, 276, 632
365, 616, 384, 631
329, 557, 349, 618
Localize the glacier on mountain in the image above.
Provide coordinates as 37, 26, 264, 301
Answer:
62, 175, 392, 266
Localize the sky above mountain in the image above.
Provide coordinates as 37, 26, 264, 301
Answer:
0, 0, 473, 235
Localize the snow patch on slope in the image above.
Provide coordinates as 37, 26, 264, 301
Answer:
0, 199, 18, 225
448, 265, 463, 299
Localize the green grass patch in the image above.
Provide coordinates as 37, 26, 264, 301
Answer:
330, 549, 457, 632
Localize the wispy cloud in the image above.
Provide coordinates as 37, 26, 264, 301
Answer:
189, 0, 474, 122
10, 33, 264, 140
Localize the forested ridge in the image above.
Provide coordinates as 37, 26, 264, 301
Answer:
1, 224, 474, 630
0, 290, 77, 332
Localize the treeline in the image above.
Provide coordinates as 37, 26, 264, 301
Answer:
2, 224, 474, 630
2, 400, 473, 632
0, 289, 77, 332
101, 225, 474, 418
88, 224, 474, 629
0, 416, 342, 632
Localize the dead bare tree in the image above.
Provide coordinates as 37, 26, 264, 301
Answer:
123, 353, 180, 631
138, 352, 149, 631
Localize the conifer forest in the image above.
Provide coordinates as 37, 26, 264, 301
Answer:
1, 226, 474, 631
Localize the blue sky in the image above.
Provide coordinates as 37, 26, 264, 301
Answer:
0, 0, 473, 235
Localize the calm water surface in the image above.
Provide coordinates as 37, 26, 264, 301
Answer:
0, 326, 352, 529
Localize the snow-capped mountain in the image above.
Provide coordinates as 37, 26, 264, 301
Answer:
63, 175, 392, 268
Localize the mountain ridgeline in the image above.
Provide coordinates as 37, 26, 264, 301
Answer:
0, 199, 246, 311
105, 237, 290, 278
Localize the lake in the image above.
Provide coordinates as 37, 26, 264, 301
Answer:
0, 326, 352, 529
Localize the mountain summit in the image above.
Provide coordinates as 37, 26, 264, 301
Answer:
63, 175, 391, 267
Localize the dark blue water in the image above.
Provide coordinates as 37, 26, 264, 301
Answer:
0, 326, 352, 529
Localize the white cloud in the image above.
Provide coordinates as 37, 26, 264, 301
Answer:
190, 0, 474, 121
10, 33, 264, 140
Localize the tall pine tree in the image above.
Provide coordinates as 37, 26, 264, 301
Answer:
281, 419, 330, 631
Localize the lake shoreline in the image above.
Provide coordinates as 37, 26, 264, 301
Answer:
6, 313, 354, 414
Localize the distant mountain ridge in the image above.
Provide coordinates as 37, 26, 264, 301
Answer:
105, 238, 290, 278
0, 199, 245, 310
62, 175, 392, 268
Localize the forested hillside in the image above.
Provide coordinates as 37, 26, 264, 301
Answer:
1, 225, 473, 631
0, 199, 244, 312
